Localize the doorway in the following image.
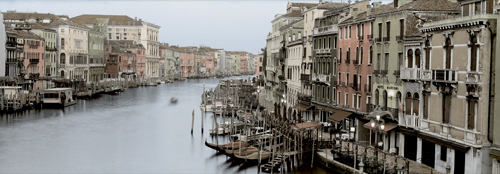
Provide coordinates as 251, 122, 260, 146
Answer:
421, 139, 435, 168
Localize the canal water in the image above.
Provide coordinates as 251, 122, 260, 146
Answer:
0, 76, 334, 173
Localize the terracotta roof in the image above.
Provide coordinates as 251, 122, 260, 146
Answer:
339, 11, 370, 25
317, 2, 349, 9
290, 3, 317, 9
282, 10, 303, 18
8, 29, 45, 40
2, 12, 93, 30
71, 14, 142, 26
371, 0, 460, 17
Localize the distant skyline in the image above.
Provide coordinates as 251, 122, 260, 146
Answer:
0, 0, 391, 54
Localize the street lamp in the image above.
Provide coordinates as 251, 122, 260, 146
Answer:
369, 115, 385, 149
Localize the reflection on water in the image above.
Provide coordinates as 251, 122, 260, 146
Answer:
0, 76, 333, 173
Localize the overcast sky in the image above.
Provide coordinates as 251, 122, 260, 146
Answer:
1, 0, 390, 54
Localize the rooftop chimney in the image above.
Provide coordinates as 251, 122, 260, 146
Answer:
367, 4, 372, 16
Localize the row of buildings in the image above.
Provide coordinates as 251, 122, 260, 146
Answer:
264, 0, 500, 173
0, 11, 262, 90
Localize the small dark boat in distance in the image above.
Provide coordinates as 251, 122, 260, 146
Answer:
171, 97, 178, 103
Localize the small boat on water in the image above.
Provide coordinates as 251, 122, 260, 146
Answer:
42, 88, 77, 108
226, 146, 258, 156
234, 150, 271, 161
204, 140, 250, 152
171, 97, 178, 103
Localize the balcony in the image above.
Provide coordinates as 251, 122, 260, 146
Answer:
383, 37, 390, 42
464, 72, 482, 84
432, 69, 457, 83
373, 70, 380, 75
341, 82, 346, 87
367, 35, 373, 41
348, 83, 353, 88
266, 66, 276, 72
358, 35, 364, 42
316, 49, 331, 54
45, 47, 57, 52
355, 84, 362, 92
312, 74, 331, 84
346, 59, 350, 65
421, 70, 432, 81
29, 59, 39, 64
300, 74, 310, 82
396, 36, 403, 42
298, 93, 312, 103
393, 70, 401, 76
375, 38, 381, 43
401, 68, 422, 80
399, 113, 420, 128
380, 70, 388, 75
6, 58, 17, 63
313, 24, 338, 35
58, 64, 66, 69
364, 84, 372, 94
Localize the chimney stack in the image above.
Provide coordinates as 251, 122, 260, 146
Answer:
366, 4, 372, 16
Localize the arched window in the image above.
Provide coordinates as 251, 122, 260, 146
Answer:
445, 38, 452, 69
60, 53, 66, 64
407, 49, 413, 68
339, 48, 342, 63
413, 93, 420, 116
61, 70, 65, 77
470, 34, 478, 71
397, 91, 402, 112
61, 38, 65, 49
405, 92, 412, 115
415, 49, 421, 68
360, 47, 364, 65
356, 47, 359, 63
375, 89, 379, 105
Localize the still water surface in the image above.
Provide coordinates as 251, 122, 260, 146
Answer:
0, 76, 333, 173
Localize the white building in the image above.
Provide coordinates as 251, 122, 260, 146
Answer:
0, 13, 6, 77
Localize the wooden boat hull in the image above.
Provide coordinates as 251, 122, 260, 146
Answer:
234, 150, 271, 161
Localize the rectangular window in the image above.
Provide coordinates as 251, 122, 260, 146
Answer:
463, 4, 470, 16
423, 92, 429, 119
349, 26, 352, 38
440, 145, 447, 161
377, 53, 381, 70
475, 2, 481, 15
398, 53, 403, 71
386, 21, 391, 41
378, 23, 382, 39
124, 33, 127, 40
116, 33, 120, 40
353, 94, 357, 109
337, 92, 341, 105
468, 98, 476, 130
385, 53, 389, 71
340, 28, 343, 39
399, 19, 404, 38
345, 93, 349, 106
443, 94, 451, 123
370, 22, 374, 35
334, 37, 337, 48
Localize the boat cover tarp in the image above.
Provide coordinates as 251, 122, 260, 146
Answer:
291, 121, 320, 131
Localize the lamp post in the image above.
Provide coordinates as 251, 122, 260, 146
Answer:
369, 114, 385, 149
281, 93, 287, 119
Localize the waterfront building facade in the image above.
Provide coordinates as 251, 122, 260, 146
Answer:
240, 54, 248, 74
87, 28, 105, 83
257, 54, 263, 77
180, 52, 194, 78
283, 19, 304, 121
21, 29, 45, 89
30, 24, 57, 77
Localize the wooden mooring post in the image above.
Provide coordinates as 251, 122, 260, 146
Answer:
191, 109, 194, 135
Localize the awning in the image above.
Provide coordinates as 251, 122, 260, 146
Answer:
328, 110, 353, 123
291, 122, 320, 131
294, 103, 313, 110
399, 127, 470, 153
315, 105, 336, 113
363, 122, 398, 133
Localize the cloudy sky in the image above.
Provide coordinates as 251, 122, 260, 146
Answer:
1, 0, 390, 54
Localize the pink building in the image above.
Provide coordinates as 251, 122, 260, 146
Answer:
240, 55, 248, 74
104, 41, 144, 79
200, 55, 214, 73
337, 14, 374, 113
21, 31, 45, 89
257, 54, 263, 77
180, 52, 194, 78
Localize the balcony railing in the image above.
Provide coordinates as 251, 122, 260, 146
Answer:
353, 60, 359, 65
355, 84, 361, 92
364, 84, 372, 94
298, 93, 312, 103
373, 70, 380, 75
399, 113, 420, 128
367, 35, 373, 41
464, 72, 482, 84
313, 24, 338, 35
348, 83, 354, 88
45, 47, 57, 51
341, 82, 346, 87
396, 36, 403, 42
59, 64, 66, 69
383, 37, 390, 42
346, 58, 350, 65
300, 74, 310, 82
358, 36, 364, 41
316, 49, 331, 54
432, 69, 457, 83
381, 70, 388, 75
421, 70, 432, 81
29, 59, 39, 64
312, 74, 330, 83
375, 38, 381, 43
6, 58, 17, 63
401, 68, 421, 80
393, 70, 401, 76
